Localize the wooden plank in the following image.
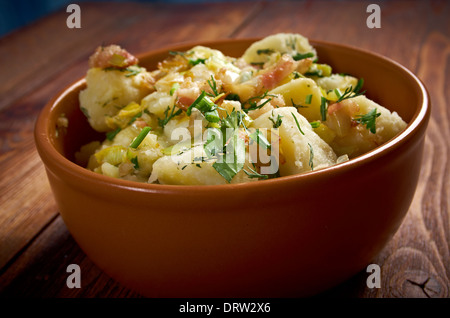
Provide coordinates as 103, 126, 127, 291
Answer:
0, 216, 140, 297
0, 1, 260, 275
0, 0, 448, 298
0, 1, 260, 112
231, 0, 450, 298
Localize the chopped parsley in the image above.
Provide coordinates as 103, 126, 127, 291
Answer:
212, 132, 245, 183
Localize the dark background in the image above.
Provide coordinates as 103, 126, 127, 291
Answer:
0, 0, 269, 37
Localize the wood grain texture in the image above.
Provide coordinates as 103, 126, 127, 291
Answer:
0, 0, 448, 298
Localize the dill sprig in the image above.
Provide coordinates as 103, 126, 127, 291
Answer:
353, 108, 381, 134
336, 78, 366, 103
158, 106, 182, 129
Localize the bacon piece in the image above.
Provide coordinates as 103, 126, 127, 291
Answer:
89, 45, 138, 69
259, 54, 298, 90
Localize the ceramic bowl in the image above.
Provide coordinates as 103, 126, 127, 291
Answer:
34, 38, 430, 297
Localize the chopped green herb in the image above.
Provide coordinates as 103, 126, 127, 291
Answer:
334, 88, 342, 99
106, 127, 121, 141
196, 163, 202, 168
204, 109, 221, 123
310, 121, 321, 129
269, 111, 283, 128
104, 66, 142, 77
320, 97, 328, 121
250, 62, 265, 66
257, 48, 275, 55
353, 78, 364, 95
181, 165, 187, 170
308, 143, 314, 170
291, 112, 305, 135
159, 106, 182, 128
131, 156, 139, 169
304, 70, 323, 77
187, 91, 216, 116
169, 50, 185, 56
101, 97, 119, 108
212, 133, 245, 183
170, 83, 180, 96
130, 126, 151, 149
291, 98, 308, 109
124, 66, 142, 77
225, 93, 240, 101
292, 52, 314, 61
207, 75, 219, 97
286, 36, 296, 51
353, 108, 381, 134
336, 78, 366, 103
244, 91, 276, 112
204, 128, 223, 158
292, 71, 302, 79
305, 94, 312, 105
189, 58, 206, 66
80, 107, 90, 119
249, 129, 271, 150
128, 112, 142, 125
244, 166, 269, 180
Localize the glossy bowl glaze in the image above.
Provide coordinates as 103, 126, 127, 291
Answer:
34, 38, 430, 297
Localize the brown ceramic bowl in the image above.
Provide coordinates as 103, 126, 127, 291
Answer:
34, 38, 430, 297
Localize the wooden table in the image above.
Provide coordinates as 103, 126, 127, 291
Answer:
0, 0, 448, 298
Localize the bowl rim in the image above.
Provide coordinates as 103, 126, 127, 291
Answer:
34, 37, 430, 195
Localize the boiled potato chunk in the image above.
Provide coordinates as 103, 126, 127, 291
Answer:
326, 95, 407, 158
242, 33, 317, 65
269, 78, 323, 122
252, 107, 337, 176
79, 68, 152, 132
315, 74, 358, 92
141, 91, 176, 118
149, 145, 254, 185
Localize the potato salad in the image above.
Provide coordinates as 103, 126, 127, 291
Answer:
77, 33, 407, 185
